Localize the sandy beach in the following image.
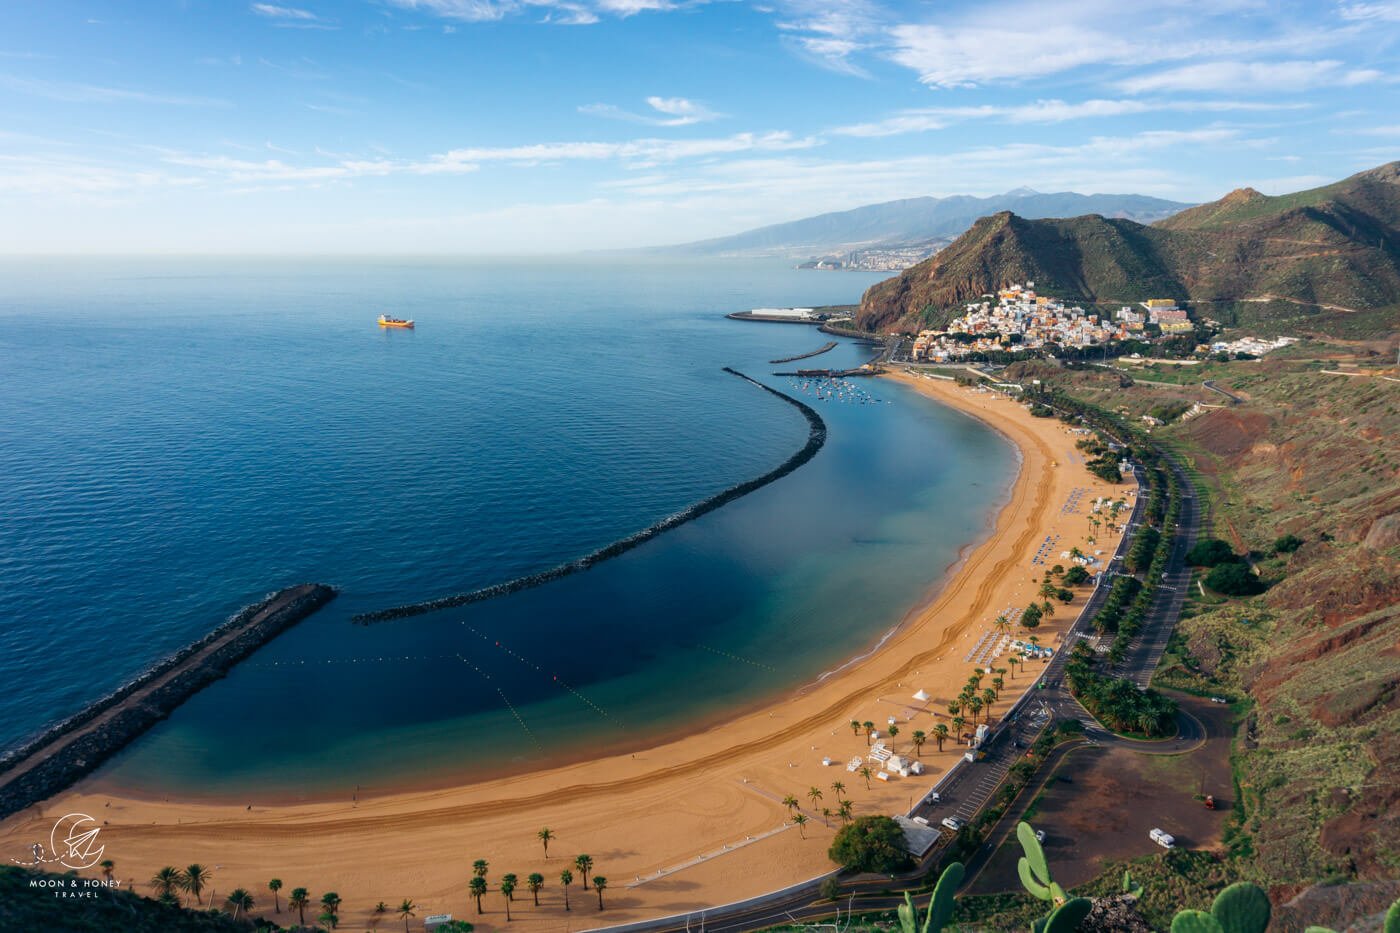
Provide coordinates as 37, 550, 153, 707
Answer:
1, 369, 1130, 931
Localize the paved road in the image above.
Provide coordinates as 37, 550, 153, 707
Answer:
1202, 380, 1243, 404
583, 407, 1202, 933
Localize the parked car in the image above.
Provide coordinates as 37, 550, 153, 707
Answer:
926, 791, 941, 803
1210, 696, 1228, 704
941, 817, 964, 832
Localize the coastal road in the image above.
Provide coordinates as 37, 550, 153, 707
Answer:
583, 411, 1201, 933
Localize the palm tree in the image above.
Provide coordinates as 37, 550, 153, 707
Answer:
527, 873, 544, 906
862, 720, 875, 744
574, 855, 593, 890
781, 793, 799, 814
983, 686, 998, 711
469, 877, 488, 913
500, 876, 516, 921
858, 765, 873, 789
848, 719, 861, 736
472, 858, 489, 879
1041, 598, 1056, 617
820, 806, 833, 827
559, 870, 573, 912
593, 876, 608, 911
807, 786, 823, 811
837, 800, 854, 824
537, 827, 554, 858
398, 898, 416, 932
947, 700, 961, 719
968, 696, 983, 726
1039, 579, 1058, 601
288, 887, 311, 926
952, 715, 965, 743
830, 780, 846, 799
992, 675, 1005, 694
151, 866, 182, 903
182, 864, 211, 907
994, 613, 1011, 636
911, 730, 926, 756
225, 888, 254, 921
321, 891, 341, 919
372, 901, 389, 928
888, 723, 900, 742
99, 859, 115, 883
792, 813, 809, 839
265, 878, 282, 914
933, 722, 949, 751
319, 910, 340, 930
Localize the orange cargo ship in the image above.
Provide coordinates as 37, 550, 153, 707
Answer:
377, 315, 414, 329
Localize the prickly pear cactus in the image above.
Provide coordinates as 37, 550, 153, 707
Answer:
1386, 898, 1400, 933
897, 861, 965, 933
1043, 896, 1092, 933
1016, 821, 1065, 904
1122, 869, 1143, 897
897, 892, 919, 933
1301, 927, 1338, 933
1171, 909, 1226, 933
927, 860, 963, 932
1212, 882, 1271, 933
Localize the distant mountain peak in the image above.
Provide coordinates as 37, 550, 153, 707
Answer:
1356, 160, 1400, 184
1004, 186, 1041, 197
1222, 187, 1265, 204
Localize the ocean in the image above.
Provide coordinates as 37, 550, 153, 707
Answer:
0, 256, 1016, 800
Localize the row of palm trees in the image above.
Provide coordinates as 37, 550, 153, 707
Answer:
473, 852, 609, 917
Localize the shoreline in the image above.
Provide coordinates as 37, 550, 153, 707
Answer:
0, 368, 1127, 932
0, 584, 337, 820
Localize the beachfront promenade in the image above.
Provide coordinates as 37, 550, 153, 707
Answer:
579, 392, 1201, 933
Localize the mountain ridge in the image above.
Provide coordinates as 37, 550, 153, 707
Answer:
855, 162, 1400, 334
659, 189, 1192, 258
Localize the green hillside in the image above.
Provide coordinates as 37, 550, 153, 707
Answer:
856, 162, 1400, 335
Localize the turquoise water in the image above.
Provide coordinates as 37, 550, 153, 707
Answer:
0, 257, 1015, 799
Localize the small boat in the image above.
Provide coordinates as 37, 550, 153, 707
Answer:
377, 315, 414, 329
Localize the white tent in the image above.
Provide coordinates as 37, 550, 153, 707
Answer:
912, 689, 930, 702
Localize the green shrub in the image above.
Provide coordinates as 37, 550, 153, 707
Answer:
828, 816, 912, 874
1187, 538, 1239, 567
1205, 562, 1266, 596
1273, 533, 1303, 554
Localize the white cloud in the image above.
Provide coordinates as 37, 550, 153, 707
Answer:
579, 96, 723, 126
249, 3, 337, 27
1338, 1, 1400, 22
386, 0, 695, 23
834, 98, 1308, 137
0, 74, 230, 107
250, 4, 319, 19
773, 0, 883, 75
888, 22, 1127, 89
1119, 60, 1383, 94
431, 131, 817, 170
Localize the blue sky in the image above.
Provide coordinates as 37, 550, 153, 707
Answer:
2, 0, 1398, 252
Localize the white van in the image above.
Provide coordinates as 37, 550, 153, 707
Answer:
1149, 828, 1175, 849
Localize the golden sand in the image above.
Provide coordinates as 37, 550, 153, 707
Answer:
1, 369, 1128, 931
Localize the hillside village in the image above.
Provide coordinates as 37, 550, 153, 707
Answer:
909, 284, 1300, 363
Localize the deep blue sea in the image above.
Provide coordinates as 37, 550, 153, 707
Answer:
0, 257, 1015, 800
